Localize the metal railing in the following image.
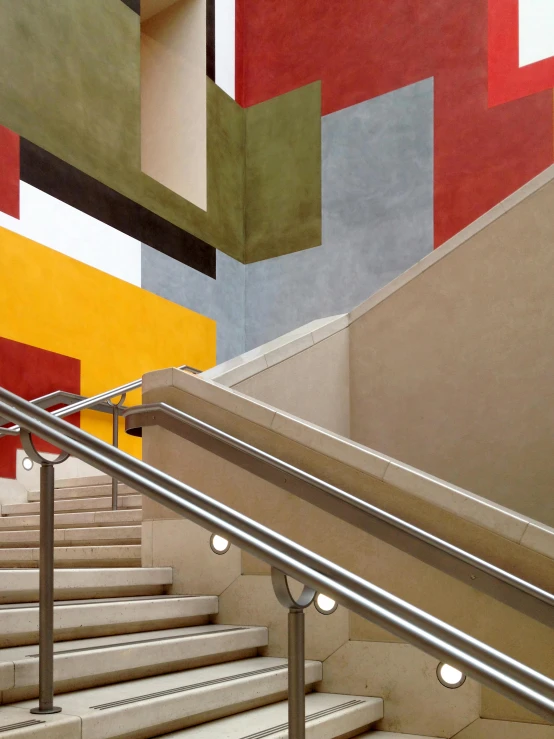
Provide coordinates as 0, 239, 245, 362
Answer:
0, 366, 199, 510
0, 387, 552, 734
124, 402, 554, 629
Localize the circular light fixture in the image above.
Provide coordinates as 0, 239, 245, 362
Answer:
314, 593, 338, 615
437, 662, 466, 689
210, 534, 231, 555
22, 457, 34, 471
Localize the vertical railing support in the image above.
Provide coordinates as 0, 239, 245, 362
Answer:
108, 393, 126, 511
20, 431, 68, 715
271, 568, 316, 739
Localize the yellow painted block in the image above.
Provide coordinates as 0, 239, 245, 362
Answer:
0, 227, 216, 457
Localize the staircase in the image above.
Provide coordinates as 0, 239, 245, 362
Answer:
0, 473, 391, 738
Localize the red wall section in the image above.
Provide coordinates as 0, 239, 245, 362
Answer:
0, 125, 20, 218
489, 0, 554, 107
0, 337, 80, 478
237, 0, 553, 247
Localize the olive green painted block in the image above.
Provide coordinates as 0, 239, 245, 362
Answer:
0, 0, 245, 260
0, 0, 141, 192
0, 0, 319, 264
136, 81, 245, 261
244, 82, 322, 263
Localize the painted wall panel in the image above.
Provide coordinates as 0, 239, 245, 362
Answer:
245, 83, 322, 263
20, 130, 215, 278
0, 1, 244, 259
141, 0, 207, 210
0, 337, 80, 478
245, 80, 433, 349
0, 126, 19, 218
0, 183, 142, 286
0, 227, 216, 455
519, 0, 554, 67
141, 245, 245, 361
215, 0, 235, 98
489, 0, 554, 106
236, 0, 554, 249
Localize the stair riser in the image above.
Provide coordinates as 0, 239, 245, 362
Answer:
0, 546, 142, 569
1, 496, 142, 516
0, 558, 142, 569
1, 632, 267, 702
26, 485, 136, 502
0, 511, 142, 530
0, 568, 172, 604
3, 647, 259, 703
0, 540, 141, 548
0, 597, 217, 647
0, 527, 142, 547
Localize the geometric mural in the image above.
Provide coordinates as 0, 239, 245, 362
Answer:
0, 126, 19, 219
236, 0, 554, 248
489, 0, 554, 106
0, 337, 81, 478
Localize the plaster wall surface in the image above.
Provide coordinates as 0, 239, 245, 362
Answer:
244, 79, 433, 349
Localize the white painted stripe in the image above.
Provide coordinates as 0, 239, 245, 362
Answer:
0, 183, 142, 286
215, 0, 235, 99
519, 0, 554, 67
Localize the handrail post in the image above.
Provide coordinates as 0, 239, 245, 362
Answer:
20, 433, 69, 715
108, 393, 127, 511
272, 568, 316, 739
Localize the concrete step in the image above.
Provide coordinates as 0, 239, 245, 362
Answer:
359, 734, 437, 738
0, 593, 216, 647
0, 624, 268, 702
27, 484, 136, 503
0, 526, 142, 548
1, 495, 141, 517
0, 545, 142, 568
0, 567, 172, 605
48, 474, 113, 490
0, 509, 142, 531
170, 692, 384, 738
8, 657, 322, 739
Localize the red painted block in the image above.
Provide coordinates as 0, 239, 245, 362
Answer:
0, 337, 80, 478
236, 0, 553, 249
489, 0, 554, 108
0, 126, 20, 218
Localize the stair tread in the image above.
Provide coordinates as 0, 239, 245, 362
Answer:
11, 657, 322, 737
0, 510, 142, 530
0, 526, 142, 546
0, 706, 79, 736
27, 484, 137, 502
0, 594, 218, 647
166, 692, 383, 737
1, 495, 141, 516
32, 474, 113, 491
0, 625, 269, 694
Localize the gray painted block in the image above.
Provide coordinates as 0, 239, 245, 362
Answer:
245, 78, 434, 350
141, 246, 245, 363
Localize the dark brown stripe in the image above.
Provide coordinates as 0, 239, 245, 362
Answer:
207, 0, 215, 81
120, 0, 140, 13
20, 139, 216, 279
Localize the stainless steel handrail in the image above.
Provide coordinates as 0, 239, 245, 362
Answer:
0, 391, 117, 428
0, 386, 552, 725
0, 365, 199, 510
124, 402, 554, 628
0, 365, 200, 438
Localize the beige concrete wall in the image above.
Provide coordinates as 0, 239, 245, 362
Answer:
350, 180, 554, 527
140, 375, 554, 735
233, 329, 350, 437
141, 0, 207, 209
